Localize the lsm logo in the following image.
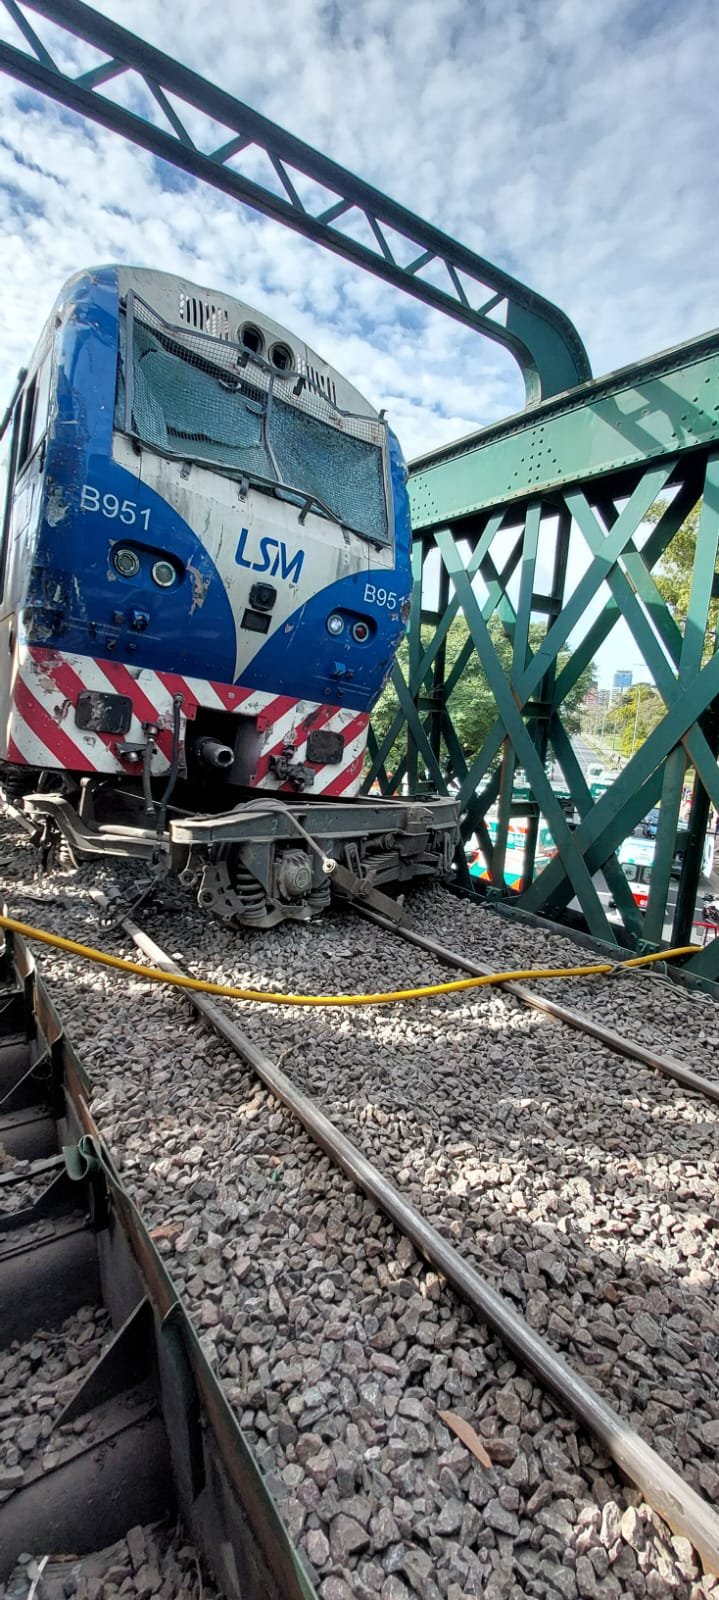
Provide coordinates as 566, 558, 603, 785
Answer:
235, 529, 304, 583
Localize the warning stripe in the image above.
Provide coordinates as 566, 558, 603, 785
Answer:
208, 681, 257, 713
315, 711, 369, 768
12, 676, 89, 770
16, 648, 187, 773
314, 711, 369, 797
7, 717, 60, 768
257, 702, 310, 758
255, 704, 347, 785
98, 658, 167, 725
9, 645, 368, 795
257, 709, 368, 796
96, 659, 174, 761
155, 672, 200, 719
256, 693, 299, 732
182, 678, 227, 712
320, 713, 370, 796
254, 702, 338, 777
322, 750, 367, 797
23, 652, 120, 773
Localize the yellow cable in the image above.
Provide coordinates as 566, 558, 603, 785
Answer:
0, 913, 700, 1008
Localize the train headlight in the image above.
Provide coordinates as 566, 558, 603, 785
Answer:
113, 547, 140, 579
351, 620, 371, 643
151, 559, 176, 588
270, 341, 294, 372
326, 613, 344, 637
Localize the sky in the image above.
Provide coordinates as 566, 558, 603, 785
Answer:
0, 0, 715, 684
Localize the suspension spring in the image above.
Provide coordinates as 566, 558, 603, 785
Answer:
231, 859, 268, 923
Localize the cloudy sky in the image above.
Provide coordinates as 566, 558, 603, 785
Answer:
0, 0, 715, 683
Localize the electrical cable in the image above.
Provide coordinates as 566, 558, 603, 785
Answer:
0, 913, 700, 1009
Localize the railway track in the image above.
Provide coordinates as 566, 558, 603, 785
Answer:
2, 813, 719, 1598
0, 923, 315, 1600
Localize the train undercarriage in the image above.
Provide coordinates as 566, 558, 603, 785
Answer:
4, 771, 459, 928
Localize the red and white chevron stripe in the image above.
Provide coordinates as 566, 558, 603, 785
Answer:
5, 644, 368, 799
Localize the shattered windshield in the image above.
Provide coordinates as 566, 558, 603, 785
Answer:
116, 294, 390, 546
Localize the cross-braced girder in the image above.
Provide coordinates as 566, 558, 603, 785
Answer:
2, 0, 717, 980
368, 335, 719, 981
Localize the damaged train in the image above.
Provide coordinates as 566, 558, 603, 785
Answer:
0, 266, 457, 925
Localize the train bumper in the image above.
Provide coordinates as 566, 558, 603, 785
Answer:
4, 642, 369, 796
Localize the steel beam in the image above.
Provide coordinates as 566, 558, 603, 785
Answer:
0, 0, 590, 403
367, 338, 719, 962
0, 3, 715, 962
409, 330, 719, 530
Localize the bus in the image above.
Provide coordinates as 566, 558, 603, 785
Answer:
466, 812, 558, 889
614, 829, 715, 911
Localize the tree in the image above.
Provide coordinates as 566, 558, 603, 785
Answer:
647, 499, 719, 656
562, 654, 598, 733
608, 683, 665, 759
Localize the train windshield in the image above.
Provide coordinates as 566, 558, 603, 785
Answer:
116, 295, 390, 546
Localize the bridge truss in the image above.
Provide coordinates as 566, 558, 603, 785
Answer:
372, 336, 719, 977
1, 0, 718, 979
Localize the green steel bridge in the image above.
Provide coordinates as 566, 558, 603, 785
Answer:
2, 0, 718, 981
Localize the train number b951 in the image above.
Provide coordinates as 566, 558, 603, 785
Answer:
80, 482, 152, 529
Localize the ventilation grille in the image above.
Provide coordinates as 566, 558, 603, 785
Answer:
179, 292, 231, 341
305, 362, 337, 407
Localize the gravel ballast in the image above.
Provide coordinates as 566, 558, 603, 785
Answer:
2, 813, 719, 1598
411, 886, 719, 1081
4, 1520, 221, 1598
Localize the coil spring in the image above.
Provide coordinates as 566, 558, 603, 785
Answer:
231, 857, 268, 923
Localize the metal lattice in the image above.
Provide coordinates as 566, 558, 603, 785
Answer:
366, 330, 719, 981
2, 1, 718, 979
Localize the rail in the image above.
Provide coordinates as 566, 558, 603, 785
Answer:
0, 917, 317, 1598
116, 914, 719, 1573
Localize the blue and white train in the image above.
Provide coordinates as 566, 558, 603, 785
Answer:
0, 266, 456, 925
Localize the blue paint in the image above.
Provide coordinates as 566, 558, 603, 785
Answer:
237, 427, 412, 709
235, 529, 305, 583
10, 266, 413, 716
237, 559, 411, 711
20, 269, 238, 679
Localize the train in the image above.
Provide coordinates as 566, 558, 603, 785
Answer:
0, 266, 457, 926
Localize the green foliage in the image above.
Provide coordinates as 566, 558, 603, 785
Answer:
371, 495, 717, 788
369, 615, 597, 778
647, 498, 719, 655
603, 683, 665, 759
560, 654, 598, 734
579, 498, 718, 764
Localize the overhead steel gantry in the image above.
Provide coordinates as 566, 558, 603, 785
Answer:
0, 0, 589, 405
1, 0, 718, 980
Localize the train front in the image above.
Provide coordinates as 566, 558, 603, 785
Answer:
5, 265, 458, 924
